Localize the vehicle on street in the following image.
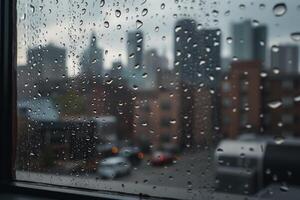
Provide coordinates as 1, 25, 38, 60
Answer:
118, 146, 143, 166
150, 151, 175, 166
97, 156, 131, 179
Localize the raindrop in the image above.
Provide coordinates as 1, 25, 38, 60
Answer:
142, 73, 148, 78
271, 45, 279, 52
115, 9, 121, 17
100, 0, 105, 7
161, 3, 165, 9
212, 10, 219, 17
133, 85, 138, 90
106, 79, 113, 84
259, 3, 266, 10
273, 3, 287, 17
29, 4, 35, 13
226, 37, 233, 44
239, 4, 246, 10
290, 32, 300, 41
142, 8, 148, 16
268, 101, 282, 109
175, 25, 182, 32
104, 21, 109, 28
224, 10, 230, 16
170, 119, 176, 124
294, 95, 300, 102
136, 20, 143, 29
280, 185, 289, 192
274, 135, 285, 145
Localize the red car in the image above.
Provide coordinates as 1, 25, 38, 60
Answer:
150, 151, 175, 166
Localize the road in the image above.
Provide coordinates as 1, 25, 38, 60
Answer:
17, 150, 222, 200
118, 150, 215, 190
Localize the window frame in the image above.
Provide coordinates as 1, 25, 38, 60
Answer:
0, 1, 163, 199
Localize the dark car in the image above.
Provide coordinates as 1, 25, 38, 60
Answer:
118, 146, 143, 166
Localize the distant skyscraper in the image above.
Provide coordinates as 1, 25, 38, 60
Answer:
232, 20, 253, 60
80, 32, 104, 77
198, 29, 221, 88
127, 31, 145, 90
232, 20, 267, 62
142, 49, 169, 90
174, 19, 198, 86
271, 45, 299, 74
253, 26, 267, 62
174, 19, 221, 87
27, 43, 67, 82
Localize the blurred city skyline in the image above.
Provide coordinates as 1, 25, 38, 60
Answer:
17, 0, 300, 76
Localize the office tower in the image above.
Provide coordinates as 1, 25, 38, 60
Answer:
27, 43, 67, 82
271, 45, 299, 74
198, 29, 221, 88
174, 19, 198, 86
174, 19, 221, 87
142, 49, 169, 90
80, 32, 104, 77
253, 26, 267, 62
127, 30, 145, 90
232, 20, 267, 62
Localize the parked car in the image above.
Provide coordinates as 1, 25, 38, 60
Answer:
150, 151, 175, 166
97, 156, 131, 179
118, 146, 143, 166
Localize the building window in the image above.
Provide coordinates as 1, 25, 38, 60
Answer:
160, 118, 171, 127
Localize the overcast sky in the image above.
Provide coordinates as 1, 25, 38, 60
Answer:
17, 0, 300, 76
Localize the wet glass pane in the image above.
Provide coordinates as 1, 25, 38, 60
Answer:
16, 0, 300, 199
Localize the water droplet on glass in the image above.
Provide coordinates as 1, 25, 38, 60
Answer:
136, 20, 143, 29
259, 3, 266, 10
115, 9, 121, 17
239, 4, 246, 10
290, 32, 300, 41
294, 95, 300, 102
280, 185, 289, 192
142, 8, 148, 16
104, 21, 109, 28
273, 3, 287, 17
268, 101, 282, 109
142, 73, 148, 78
100, 0, 105, 7
271, 45, 279, 52
274, 135, 285, 145
226, 37, 233, 44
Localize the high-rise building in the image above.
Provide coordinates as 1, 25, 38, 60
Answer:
271, 45, 299, 74
142, 49, 169, 90
80, 32, 104, 78
27, 43, 67, 82
253, 26, 267, 62
174, 19, 198, 86
174, 19, 221, 87
198, 29, 221, 88
232, 20, 267, 62
127, 31, 145, 89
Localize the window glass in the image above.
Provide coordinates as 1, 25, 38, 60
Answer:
16, 0, 300, 199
